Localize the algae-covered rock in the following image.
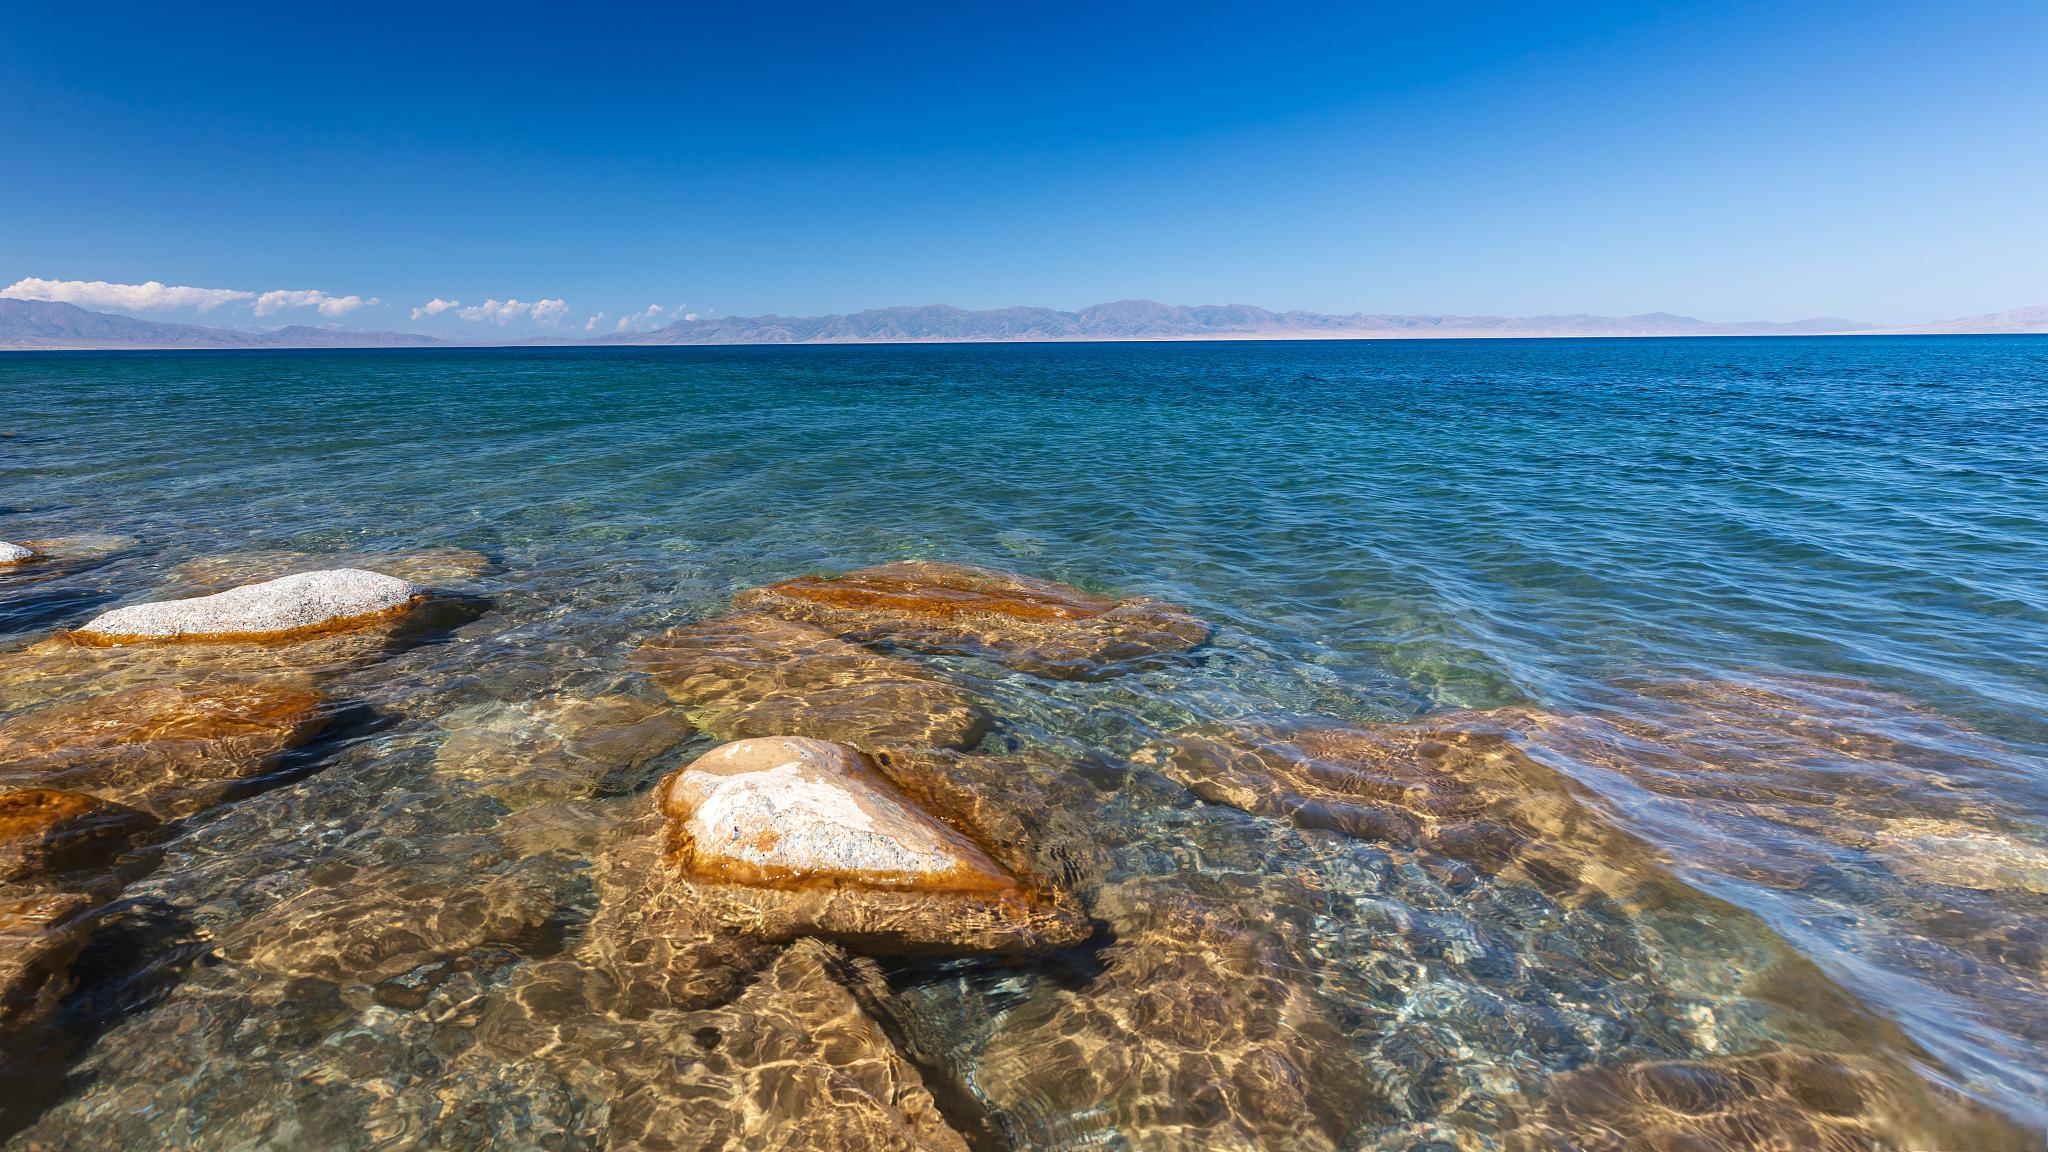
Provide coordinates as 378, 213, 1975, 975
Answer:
736, 561, 1210, 679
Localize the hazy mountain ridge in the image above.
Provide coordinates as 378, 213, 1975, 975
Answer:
602, 299, 1883, 344
5, 296, 2047, 350
0, 299, 444, 348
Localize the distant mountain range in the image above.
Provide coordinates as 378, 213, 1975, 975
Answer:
0, 299, 443, 349
4, 296, 2046, 350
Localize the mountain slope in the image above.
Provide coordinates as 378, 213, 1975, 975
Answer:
1892, 305, 2048, 334
0, 299, 444, 348
603, 299, 1878, 345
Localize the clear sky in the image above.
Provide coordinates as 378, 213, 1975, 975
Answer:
2, 0, 2043, 335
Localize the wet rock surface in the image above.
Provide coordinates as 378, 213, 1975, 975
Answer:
663, 737, 1018, 892
599, 738, 1089, 958
0, 682, 330, 816
71, 568, 426, 644
633, 612, 990, 749
0, 893, 93, 1033
1, 548, 2040, 1151
736, 561, 1211, 679
0, 544, 36, 567
0, 790, 157, 884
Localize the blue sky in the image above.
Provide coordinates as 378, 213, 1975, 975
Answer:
1, 0, 2042, 334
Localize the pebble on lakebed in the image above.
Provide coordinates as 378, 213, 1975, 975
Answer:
67, 568, 426, 645
602, 737, 1088, 956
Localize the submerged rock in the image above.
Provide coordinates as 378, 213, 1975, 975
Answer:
1148, 716, 1665, 903
226, 860, 562, 984
610, 938, 972, 1151
633, 612, 990, 749
604, 738, 1087, 958
735, 561, 1210, 679
465, 940, 972, 1151
973, 888, 1385, 1151
0, 891, 93, 1032
0, 788, 157, 883
431, 692, 695, 808
70, 568, 426, 644
171, 547, 495, 592
0, 681, 329, 815
1502, 1047, 2029, 1152
0, 542, 37, 566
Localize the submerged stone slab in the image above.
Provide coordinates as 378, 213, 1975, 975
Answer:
735, 561, 1211, 679
0, 681, 329, 815
632, 612, 990, 749
0, 542, 36, 566
973, 887, 1383, 1152
1147, 716, 1662, 903
608, 938, 972, 1151
0, 891, 93, 1032
172, 547, 495, 592
70, 568, 425, 644
227, 861, 562, 984
0, 788, 158, 883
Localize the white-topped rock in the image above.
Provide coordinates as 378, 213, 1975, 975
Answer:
663, 737, 1015, 893
74, 568, 424, 643
0, 542, 36, 566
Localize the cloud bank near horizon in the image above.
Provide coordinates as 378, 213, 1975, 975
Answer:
1, 277, 587, 332
3, 277, 376, 322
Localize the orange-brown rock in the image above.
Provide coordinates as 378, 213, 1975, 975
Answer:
973, 888, 1383, 1151
225, 860, 562, 984
604, 738, 1088, 958
171, 547, 495, 592
1503, 1048, 2035, 1152
632, 612, 990, 750
0, 682, 329, 815
478, 939, 969, 1151
0, 891, 93, 1032
1147, 716, 1663, 903
735, 561, 1210, 679
0, 788, 157, 883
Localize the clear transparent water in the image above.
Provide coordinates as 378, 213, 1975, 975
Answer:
2, 338, 2044, 1149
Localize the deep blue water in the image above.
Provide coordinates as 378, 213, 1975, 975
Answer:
3, 337, 2045, 1148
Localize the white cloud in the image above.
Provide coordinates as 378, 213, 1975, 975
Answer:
457, 298, 569, 325
254, 289, 374, 318
411, 298, 462, 321
1, 277, 253, 312
585, 312, 606, 331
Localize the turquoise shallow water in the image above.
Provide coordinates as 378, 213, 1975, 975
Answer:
2, 337, 2046, 1148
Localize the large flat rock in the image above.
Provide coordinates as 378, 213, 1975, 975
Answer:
735, 561, 1210, 679
71, 568, 425, 644
664, 737, 1017, 893
605, 738, 1088, 956
0, 681, 330, 815
632, 612, 989, 749
0, 542, 37, 566
0, 788, 157, 883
